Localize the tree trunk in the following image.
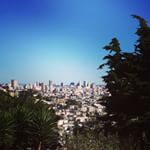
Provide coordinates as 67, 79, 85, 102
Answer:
38, 141, 42, 150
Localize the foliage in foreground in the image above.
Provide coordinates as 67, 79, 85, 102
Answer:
98, 15, 150, 149
57, 124, 119, 150
0, 90, 59, 150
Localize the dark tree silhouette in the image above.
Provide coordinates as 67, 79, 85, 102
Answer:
99, 16, 150, 149
0, 90, 59, 150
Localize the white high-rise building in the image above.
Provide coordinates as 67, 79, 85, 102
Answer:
49, 80, 53, 92
11, 80, 18, 89
40, 82, 45, 92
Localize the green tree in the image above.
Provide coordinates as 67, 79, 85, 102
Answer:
0, 91, 15, 149
30, 105, 59, 150
0, 111, 15, 150
12, 105, 33, 150
61, 127, 120, 150
99, 16, 150, 149
0, 90, 59, 150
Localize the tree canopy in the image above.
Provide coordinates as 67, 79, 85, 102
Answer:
99, 15, 150, 150
0, 90, 59, 150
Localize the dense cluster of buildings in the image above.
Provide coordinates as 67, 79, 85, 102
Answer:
0, 79, 109, 136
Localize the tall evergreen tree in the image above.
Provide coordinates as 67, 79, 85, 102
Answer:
99, 16, 150, 149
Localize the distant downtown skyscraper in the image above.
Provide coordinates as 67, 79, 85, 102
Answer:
61, 82, 64, 87
83, 81, 88, 87
11, 79, 18, 89
49, 80, 52, 86
49, 80, 53, 91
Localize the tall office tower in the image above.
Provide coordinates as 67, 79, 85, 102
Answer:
36, 81, 39, 87
49, 80, 53, 92
49, 80, 52, 88
45, 85, 49, 92
40, 82, 45, 92
11, 80, 18, 89
83, 81, 88, 87
60, 82, 64, 87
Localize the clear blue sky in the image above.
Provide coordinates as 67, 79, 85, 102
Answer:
0, 0, 149, 84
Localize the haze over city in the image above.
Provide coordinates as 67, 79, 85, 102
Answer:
0, 0, 150, 84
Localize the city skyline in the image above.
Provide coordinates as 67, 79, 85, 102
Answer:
1, 79, 100, 86
0, 0, 150, 84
